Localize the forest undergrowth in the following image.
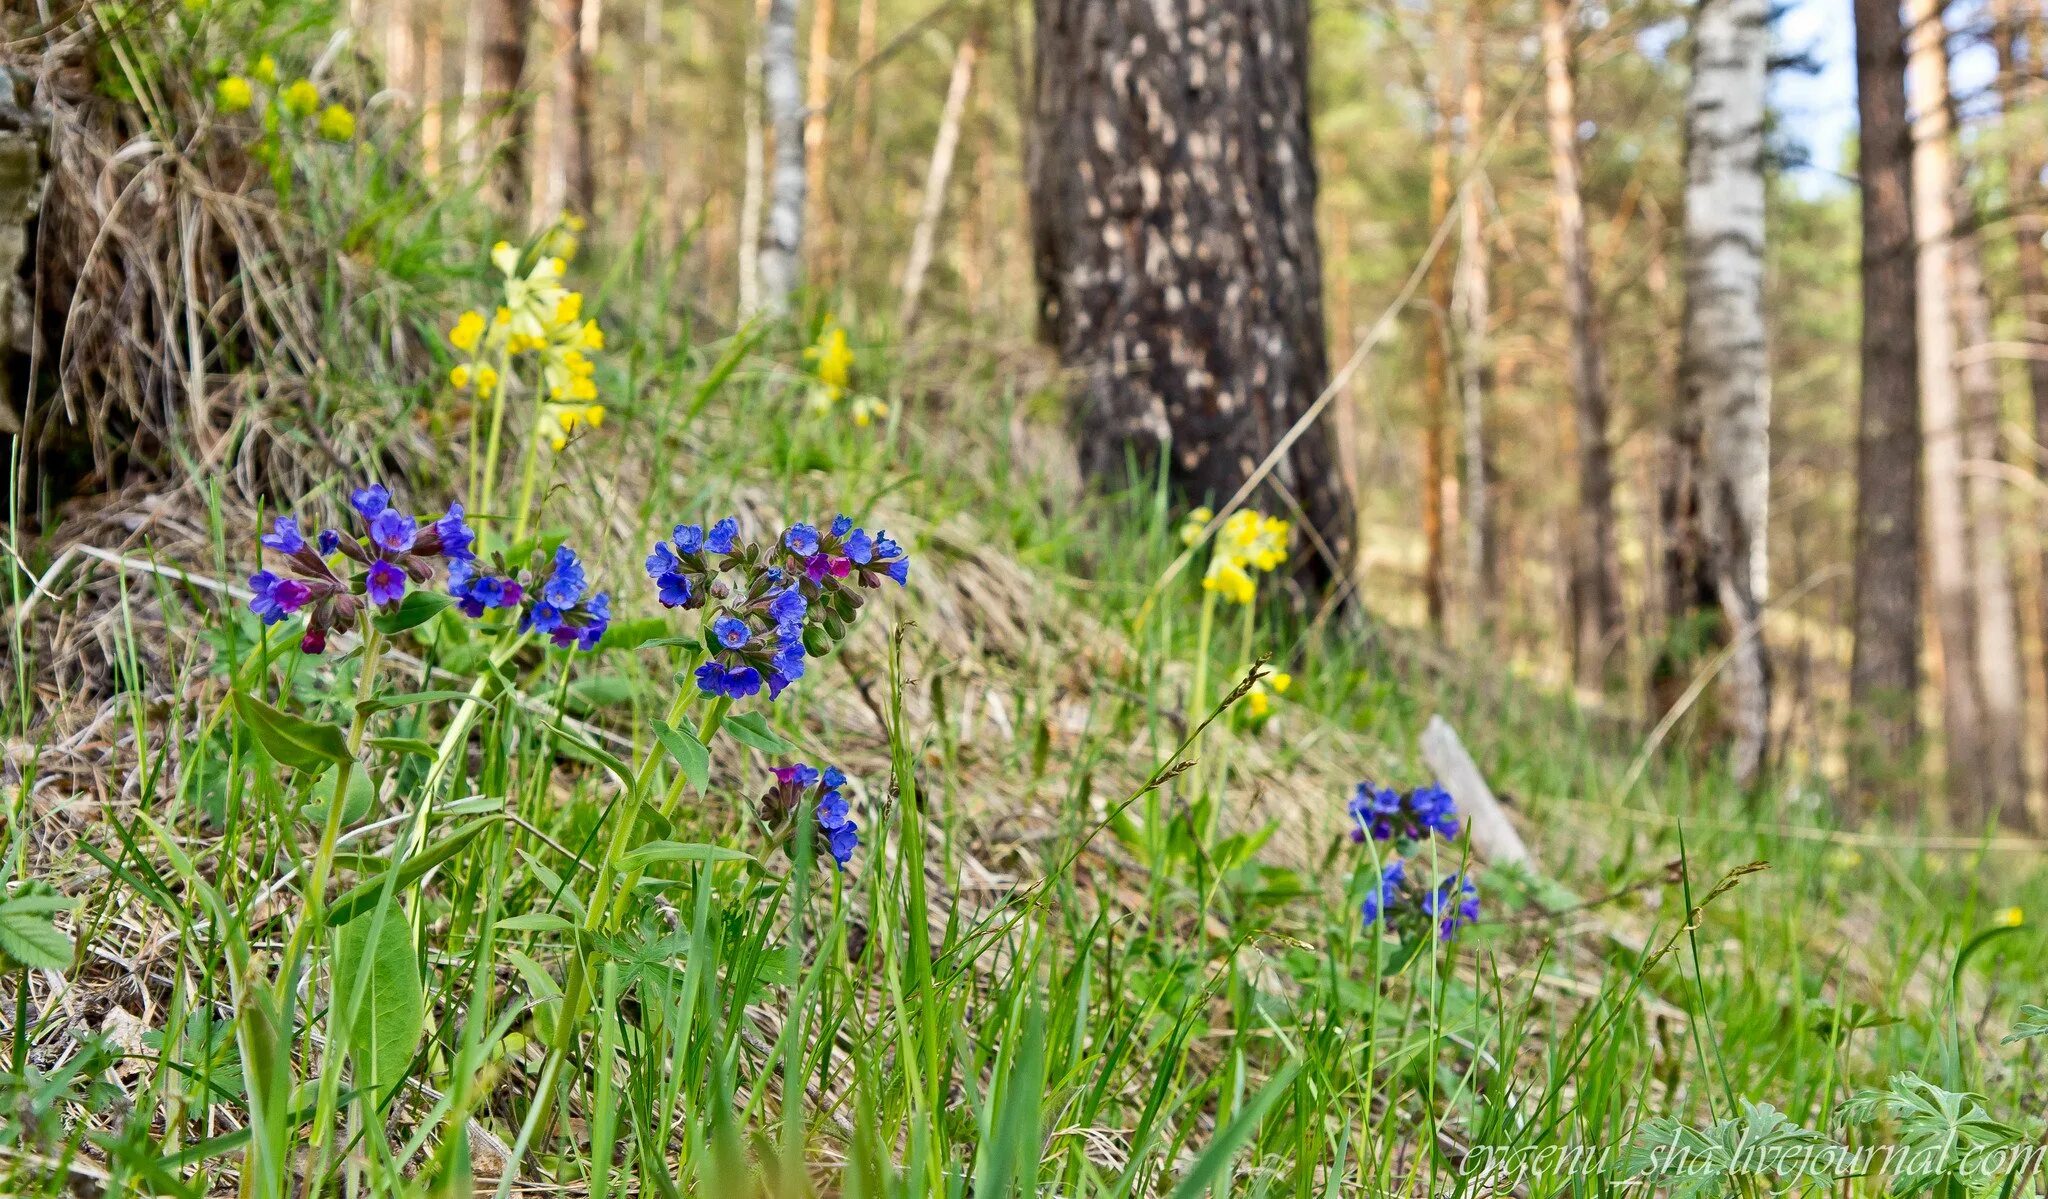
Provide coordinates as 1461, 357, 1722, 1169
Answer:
3, 2, 2048, 1196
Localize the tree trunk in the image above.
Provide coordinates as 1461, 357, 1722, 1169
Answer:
474, 0, 534, 210
538, 0, 595, 220
803, 0, 836, 280
630, 0, 661, 203
1848, 0, 1923, 806
1678, 0, 1773, 785
1421, 6, 1457, 632
387, 0, 420, 106
1456, 1, 1497, 634
1540, 0, 1625, 686
757, 0, 808, 313
1028, 0, 1355, 582
898, 26, 981, 332
1908, 0, 1989, 818
1953, 211, 2030, 822
851, 0, 879, 166
420, 5, 445, 176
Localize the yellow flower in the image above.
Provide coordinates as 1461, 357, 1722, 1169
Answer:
583, 404, 605, 428
281, 78, 320, 118
539, 401, 602, 449
553, 292, 583, 325
449, 310, 486, 353
316, 104, 355, 141
493, 248, 571, 353
807, 385, 839, 414
804, 323, 855, 398
1245, 686, 1272, 719
851, 395, 890, 427
547, 214, 584, 261
1202, 558, 1257, 605
450, 363, 473, 390
252, 54, 278, 84
1270, 671, 1292, 694
1178, 506, 1213, 547
216, 76, 253, 112
576, 320, 605, 351
474, 364, 499, 398
1996, 906, 2025, 927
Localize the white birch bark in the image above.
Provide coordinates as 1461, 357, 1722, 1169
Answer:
1680, 0, 1773, 783
1455, 7, 1494, 633
756, 0, 808, 314
898, 28, 981, 332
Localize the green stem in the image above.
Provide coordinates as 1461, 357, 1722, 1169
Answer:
475, 347, 514, 524
511, 428, 545, 545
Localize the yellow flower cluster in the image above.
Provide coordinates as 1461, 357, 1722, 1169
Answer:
802, 320, 889, 428
1185, 507, 1291, 604
445, 230, 610, 449
1242, 670, 1293, 719
214, 59, 356, 144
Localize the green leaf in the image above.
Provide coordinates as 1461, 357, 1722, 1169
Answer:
570, 675, 640, 708
327, 817, 497, 926
650, 720, 710, 792
2005, 1004, 2048, 1044
617, 841, 755, 871
544, 722, 635, 788
371, 590, 455, 635
723, 711, 795, 755
332, 911, 425, 1103
356, 690, 483, 716
368, 736, 440, 758
299, 765, 376, 827
0, 882, 76, 972
593, 618, 675, 651
497, 912, 578, 934
232, 691, 351, 771
1167, 1061, 1300, 1199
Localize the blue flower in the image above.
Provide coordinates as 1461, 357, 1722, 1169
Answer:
815, 789, 850, 829
449, 559, 523, 618
822, 766, 847, 790
830, 514, 854, 538
369, 508, 419, 555
366, 559, 408, 606
248, 570, 312, 624
317, 529, 342, 556
706, 517, 741, 554
784, 523, 821, 557
823, 821, 860, 868
1422, 874, 1481, 939
696, 661, 763, 698
768, 587, 806, 630
845, 529, 874, 565
262, 517, 306, 555
350, 483, 391, 520
657, 571, 693, 607
870, 533, 910, 585
436, 503, 477, 561
672, 523, 705, 555
773, 763, 822, 789
712, 615, 752, 648
646, 542, 679, 579
557, 591, 610, 650
1347, 781, 1458, 847
1360, 860, 1406, 926
1410, 785, 1461, 839
542, 545, 587, 607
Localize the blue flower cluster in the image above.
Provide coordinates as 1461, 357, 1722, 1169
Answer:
1347, 781, 1459, 844
517, 545, 612, 650
248, 483, 478, 653
1347, 779, 1479, 941
645, 512, 912, 702
764, 763, 860, 868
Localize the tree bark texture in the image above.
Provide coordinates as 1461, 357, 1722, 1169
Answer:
539, 0, 596, 219
1421, 5, 1457, 632
757, 0, 808, 313
477, 0, 535, 210
739, 0, 770, 314
803, 0, 837, 279
1678, 0, 1773, 786
898, 26, 981, 332
1456, 2, 1497, 634
1540, 0, 1625, 686
1848, 0, 1923, 802
1028, 0, 1355, 582
1907, 0, 1990, 818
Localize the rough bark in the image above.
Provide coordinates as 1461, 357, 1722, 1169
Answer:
1954, 211, 2029, 822
0, 74, 41, 437
738, 0, 770, 315
851, 0, 879, 166
420, 8, 445, 175
1678, 0, 1773, 786
1540, 0, 1625, 686
1907, 0, 1990, 818
1028, 0, 1355, 583
803, 0, 836, 276
757, 0, 808, 314
1456, 3, 1497, 633
898, 27, 980, 332
475, 0, 535, 210
1848, 0, 1923, 804
1421, 6, 1457, 632
538, 0, 595, 219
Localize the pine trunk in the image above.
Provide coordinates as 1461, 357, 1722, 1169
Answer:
1679, 0, 1773, 785
1540, 0, 1625, 686
1908, 0, 1990, 818
475, 0, 534, 210
1847, 0, 1923, 805
1456, 1, 1497, 633
539, 0, 595, 220
1028, 0, 1354, 581
803, 0, 837, 279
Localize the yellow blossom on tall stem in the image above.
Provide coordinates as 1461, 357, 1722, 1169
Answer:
281, 78, 320, 118
805, 322, 855, 402
216, 76, 253, 112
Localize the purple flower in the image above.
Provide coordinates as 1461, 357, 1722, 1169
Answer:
248, 570, 312, 624
784, 523, 821, 556
1422, 874, 1481, 939
369, 508, 419, 555
774, 763, 821, 789
301, 627, 328, 654
366, 559, 408, 606
262, 518, 307, 555
1360, 860, 1406, 926
351, 483, 391, 520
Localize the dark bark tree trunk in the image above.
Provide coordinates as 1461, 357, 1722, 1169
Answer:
1029, 0, 1354, 584
479, 0, 535, 212
1421, 4, 1457, 631
540, 0, 595, 219
1847, 0, 1923, 808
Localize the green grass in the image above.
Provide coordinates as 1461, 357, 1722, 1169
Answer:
5, 6, 2048, 1196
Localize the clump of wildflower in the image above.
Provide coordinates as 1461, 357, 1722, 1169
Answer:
246, 484, 475, 653
251, 54, 278, 84
1347, 781, 1460, 845
1240, 669, 1292, 722
645, 517, 742, 611
695, 576, 808, 700
1198, 508, 1290, 604
1360, 862, 1480, 941
499, 545, 611, 650
281, 78, 320, 118
804, 322, 855, 407
316, 104, 355, 141
760, 764, 860, 869
1179, 506, 1214, 547
538, 401, 604, 450
216, 76, 253, 112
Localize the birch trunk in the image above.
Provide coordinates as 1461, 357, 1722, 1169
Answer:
1848, 0, 1923, 803
738, 0, 770, 315
1029, 0, 1355, 583
1679, 0, 1773, 785
1421, 8, 1457, 631
1907, 0, 1990, 817
757, 0, 808, 314
898, 27, 980, 332
1953, 214, 2030, 822
1540, 0, 1626, 687
1456, 2, 1496, 633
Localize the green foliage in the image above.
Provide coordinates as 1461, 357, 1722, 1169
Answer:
1836, 1074, 2031, 1197
331, 909, 425, 1104
1624, 1102, 1844, 1198
0, 882, 74, 973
